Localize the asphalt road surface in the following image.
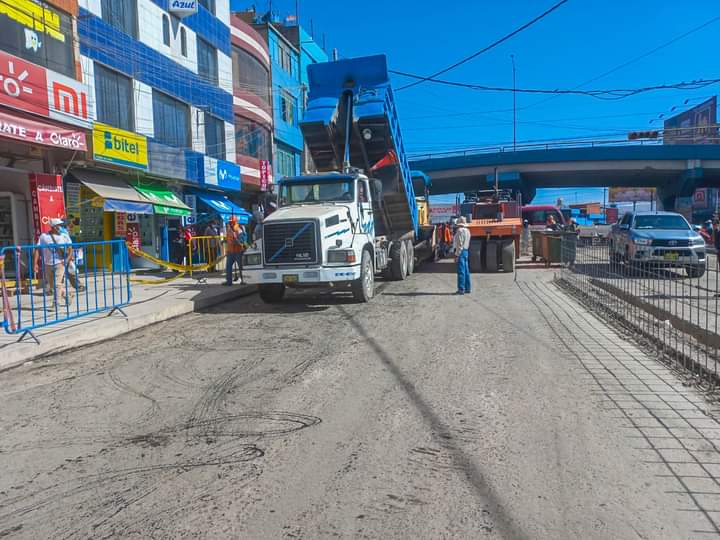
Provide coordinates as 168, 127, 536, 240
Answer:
1, 261, 719, 539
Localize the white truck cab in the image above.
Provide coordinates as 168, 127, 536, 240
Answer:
242, 172, 378, 303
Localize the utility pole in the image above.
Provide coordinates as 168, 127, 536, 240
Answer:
511, 54, 516, 151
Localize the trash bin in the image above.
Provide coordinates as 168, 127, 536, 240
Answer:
531, 231, 544, 262
561, 232, 578, 265
544, 234, 562, 265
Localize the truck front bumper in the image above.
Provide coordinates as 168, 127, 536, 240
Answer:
630, 245, 706, 266
243, 265, 362, 285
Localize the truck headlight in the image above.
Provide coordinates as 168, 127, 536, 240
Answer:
327, 249, 357, 263
633, 238, 652, 246
692, 236, 706, 245
243, 253, 262, 266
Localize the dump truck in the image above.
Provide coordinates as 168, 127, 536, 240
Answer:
241, 55, 437, 303
460, 190, 522, 273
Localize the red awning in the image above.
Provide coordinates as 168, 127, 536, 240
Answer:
0, 109, 86, 151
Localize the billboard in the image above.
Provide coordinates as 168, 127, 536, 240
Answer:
664, 97, 718, 145
608, 187, 656, 203
429, 205, 459, 224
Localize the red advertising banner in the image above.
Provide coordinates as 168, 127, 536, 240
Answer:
259, 159, 269, 192
694, 188, 708, 209
126, 222, 141, 251
0, 49, 92, 128
605, 207, 619, 224
29, 173, 66, 239
0, 109, 86, 150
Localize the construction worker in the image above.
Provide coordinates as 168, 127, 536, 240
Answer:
443, 222, 452, 258
225, 216, 247, 285
453, 216, 471, 295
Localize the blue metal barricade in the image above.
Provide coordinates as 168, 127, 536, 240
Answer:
0, 239, 132, 344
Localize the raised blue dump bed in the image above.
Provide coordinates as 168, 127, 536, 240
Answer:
301, 55, 418, 237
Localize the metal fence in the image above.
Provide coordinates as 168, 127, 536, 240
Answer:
556, 236, 720, 384
0, 240, 131, 343
186, 235, 224, 279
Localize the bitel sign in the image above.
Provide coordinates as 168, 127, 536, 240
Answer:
0, 49, 92, 128
169, 0, 198, 17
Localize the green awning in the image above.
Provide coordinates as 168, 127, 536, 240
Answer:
132, 183, 190, 211
154, 204, 191, 217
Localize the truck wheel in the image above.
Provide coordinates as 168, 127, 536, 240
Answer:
686, 264, 706, 279
485, 241, 499, 272
390, 241, 407, 281
352, 249, 374, 302
259, 284, 285, 303
469, 239, 484, 273
406, 240, 415, 275
502, 240, 515, 273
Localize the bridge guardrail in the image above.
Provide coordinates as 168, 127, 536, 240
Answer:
1, 240, 131, 344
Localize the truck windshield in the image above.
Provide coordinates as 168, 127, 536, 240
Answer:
634, 215, 690, 230
279, 181, 354, 204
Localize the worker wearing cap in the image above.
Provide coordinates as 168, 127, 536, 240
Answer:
33, 218, 73, 308
453, 216, 472, 295
225, 216, 247, 285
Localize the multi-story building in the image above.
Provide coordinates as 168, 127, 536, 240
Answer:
235, 9, 302, 181
0, 0, 92, 254
229, 13, 273, 197
74, 0, 248, 264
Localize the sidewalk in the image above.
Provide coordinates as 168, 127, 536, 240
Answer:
0, 273, 255, 371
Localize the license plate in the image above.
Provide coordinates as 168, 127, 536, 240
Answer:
664, 252, 679, 261
283, 274, 299, 284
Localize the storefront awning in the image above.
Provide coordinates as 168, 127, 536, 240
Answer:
68, 169, 152, 205
196, 192, 252, 223
154, 204, 191, 217
132, 183, 191, 212
104, 199, 154, 214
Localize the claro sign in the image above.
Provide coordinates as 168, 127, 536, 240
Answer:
0, 49, 93, 128
169, 0, 198, 17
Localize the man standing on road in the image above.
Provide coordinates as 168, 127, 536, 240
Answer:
225, 216, 247, 286
453, 216, 471, 295
33, 218, 73, 308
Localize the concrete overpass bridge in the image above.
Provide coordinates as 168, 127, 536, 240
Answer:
408, 141, 720, 208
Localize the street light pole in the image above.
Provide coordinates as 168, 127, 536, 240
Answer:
511, 54, 516, 151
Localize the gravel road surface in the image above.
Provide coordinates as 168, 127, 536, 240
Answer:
1, 261, 718, 539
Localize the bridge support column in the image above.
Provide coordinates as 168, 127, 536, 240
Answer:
657, 166, 703, 210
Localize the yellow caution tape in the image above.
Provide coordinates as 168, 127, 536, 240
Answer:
130, 272, 187, 285
126, 243, 227, 285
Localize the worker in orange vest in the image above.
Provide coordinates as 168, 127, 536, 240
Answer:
225, 216, 247, 285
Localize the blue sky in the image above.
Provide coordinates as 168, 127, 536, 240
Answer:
244, 0, 719, 204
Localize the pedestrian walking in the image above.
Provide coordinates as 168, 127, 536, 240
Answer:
453, 216, 471, 295
225, 216, 247, 285
33, 218, 73, 308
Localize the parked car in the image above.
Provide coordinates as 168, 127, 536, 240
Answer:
608, 211, 707, 277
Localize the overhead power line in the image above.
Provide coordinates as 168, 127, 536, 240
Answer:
395, 0, 571, 92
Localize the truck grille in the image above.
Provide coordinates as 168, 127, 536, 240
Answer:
263, 221, 319, 265
652, 239, 690, 247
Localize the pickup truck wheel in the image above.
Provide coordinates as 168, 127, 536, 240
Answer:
406, 241, 415, 275
352, 249, 374, 302
502, 240, 515, 273
686, 264, 706, 279
390, 241, 407, 281
259, 284, 285, 303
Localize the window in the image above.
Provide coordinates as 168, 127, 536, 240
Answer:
204, 113, 226, 160
280, 181, 353, 205
101, 0, 137, 37
276, 146, 297, 178
180, 27, 187, 57
198, 0, 215, 14
0, 0, 75, 77
620, 213, 632, 226
231, 46, 271, 104
197, 37, 218, 85
280, 90, 296, 126
162, 15, 170, 46
152, 90, 190, 148
234, 115, 271, 161
95, 64, 134, 131
633, 214, 690, 230
275, 39, 295, 76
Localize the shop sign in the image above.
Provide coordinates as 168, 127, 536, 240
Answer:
0, 109, 86, 150
0, 49, 92, 128
93, 123, 148, 170
694, 188, 708, 209
429, 204, 459, 224
126, 222, 141, 251
114, 212, 127, 236
217, 160, 241, 191
29, 173, 65, 239
169, 0, 198, 18
183, 194, 197, 226
259, 160, 270, 192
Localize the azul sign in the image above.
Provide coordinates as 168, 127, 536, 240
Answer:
204, 157, 241, 191
92, 123, 148, 170
0, 49, 92, 128
169, 0, 198, 18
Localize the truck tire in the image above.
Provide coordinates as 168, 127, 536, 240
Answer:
485, 241, 499, 272
406, 240, 415, 275
352, 249, 374, 302
259, 284, 285, 303
390, 241, 407, 281
469, 239, 484, 273
502, 240, 515, 273
686, 264, 706, 279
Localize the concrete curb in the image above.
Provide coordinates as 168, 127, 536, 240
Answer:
0, 285, 257, 373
